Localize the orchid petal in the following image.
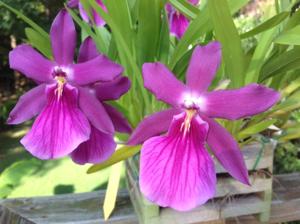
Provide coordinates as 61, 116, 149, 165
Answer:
189, 0, 199, 5
142, 63, 187, 107
50, 9, 76, 65
203, 116, 249, 185
169, 13, 189, 39
7, 84, 47, 124
95, 76, 131, 101
67, 0, 79, 7
78, 3, 90, 23
21, 84, 91, 159
78, 0, 106, 27
204, 84, 280, 120
78, 37, 99, 63
103, 103, 132, 134
186, 42, 222, 93
78, 87, 114, 134
140, 113, 216, 211
72, 55, 123, 85
165, 3, 173, 14
128, 108, 182, 145
71, 126, 116, 165
9, 44, 54, 83
93, 0, 106, 26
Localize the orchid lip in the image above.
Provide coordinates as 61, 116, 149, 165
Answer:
52, 66, 73, 98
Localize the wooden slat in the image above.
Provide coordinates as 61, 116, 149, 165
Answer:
0, 173, 299, 224
0, 190, 137, 224
228, 172, 300, 224
160, 195, 268, 224
215, 175, 272, 198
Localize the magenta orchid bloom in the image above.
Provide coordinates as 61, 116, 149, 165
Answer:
70, 37, 132, 165
7, 10, 124, 160
128, 41, 280, 211
166, 0, 199, 39
68, 0, 106, 27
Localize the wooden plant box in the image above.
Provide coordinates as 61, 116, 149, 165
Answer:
125, 140, 276, 224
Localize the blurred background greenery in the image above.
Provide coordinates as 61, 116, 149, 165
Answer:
0, 0, 299, 204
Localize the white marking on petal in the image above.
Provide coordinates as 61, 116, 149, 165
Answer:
182, 92, 206, 111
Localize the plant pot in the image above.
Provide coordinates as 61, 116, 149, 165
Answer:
125, 140, 276, 224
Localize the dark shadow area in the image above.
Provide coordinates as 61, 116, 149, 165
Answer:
54, 184, 75, 195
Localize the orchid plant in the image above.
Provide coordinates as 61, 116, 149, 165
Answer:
3, 0, 300, 217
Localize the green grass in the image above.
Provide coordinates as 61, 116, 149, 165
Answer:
0, 125, 125, 199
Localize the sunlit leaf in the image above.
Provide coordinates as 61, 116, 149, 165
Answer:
169, 0, 199, 19
25, 28, 52, 59
237, 119, 277, 140
275, 25, 300, 46
87, 145, 141, 174
260, 48, 300, 81
103, 162, 123, 220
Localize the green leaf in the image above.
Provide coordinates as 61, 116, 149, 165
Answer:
237, 119, 277, 140
157, 9, 170, 64
269, 91, 300, 116
274, 25, 300, 45
285, 9, 300, 31
87, 145, 141, 174
103, 0, 134, 52
259, 48, 300, 81
208, 0, 245, 88
245, 27, 278, 84
103, 162, 123, 220
282, 76, 300, 97
240, 12, 289, 39
0, 1, 48, 39
25, 28, 52, 59
278, 123, 300, 142
136, 0, 163, 65
169, 0, 199, 20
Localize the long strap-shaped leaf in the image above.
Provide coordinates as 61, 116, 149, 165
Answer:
87, 145, 141, 174
208, 0, 245, 88
169, 0, 199, 20
103, 161, 123, 220
240, 12, 289, 39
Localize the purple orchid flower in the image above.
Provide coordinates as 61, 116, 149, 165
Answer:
7, 10, 124, 160
68, 0, 106, 27
70, 37, 132, 165
128, 41, 280, 211
166, 0, 199, 39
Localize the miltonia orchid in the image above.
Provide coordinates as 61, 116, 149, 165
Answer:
7, 10, 125, 160
166, 0, 199, 39
128, 41, 280, 211
68, 0, 106, 27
